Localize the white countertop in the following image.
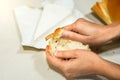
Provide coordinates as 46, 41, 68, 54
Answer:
0, 0, 120, 80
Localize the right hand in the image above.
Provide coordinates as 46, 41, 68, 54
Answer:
62, 18, 120, 46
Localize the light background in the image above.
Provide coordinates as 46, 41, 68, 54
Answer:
0, 0, 120, 80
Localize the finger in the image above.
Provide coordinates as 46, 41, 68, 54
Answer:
46, 46, 64, 68
62, 30, 89, 44
55, 50, 77, 59
63, 24, 74, 31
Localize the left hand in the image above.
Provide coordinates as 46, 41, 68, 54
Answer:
46, 46, 103, 79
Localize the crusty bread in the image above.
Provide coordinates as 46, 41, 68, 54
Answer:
92, 0, 120, 24
45, 28, 89, 55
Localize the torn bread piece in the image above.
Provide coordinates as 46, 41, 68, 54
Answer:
45, 28, 89, 55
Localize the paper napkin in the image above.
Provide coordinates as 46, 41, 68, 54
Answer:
14, 6, 42, 47
14, 0, 85, 49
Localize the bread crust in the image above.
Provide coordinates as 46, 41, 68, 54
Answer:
91, 0, 112, 24
107, 0, 120, 23
45, 28, 63, 40
45, 28, 64, 54
91, 0, 120, 24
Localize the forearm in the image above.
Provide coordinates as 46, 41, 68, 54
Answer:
97, 59, 120, 80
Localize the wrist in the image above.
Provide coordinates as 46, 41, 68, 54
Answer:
95, 58, 120, 79
107, 24, 120, 40
113, 24, 120, 38
99, 24, 120, 45
92, 57, 105, 75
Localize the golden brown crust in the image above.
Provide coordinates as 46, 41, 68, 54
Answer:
46, 28, 64, 54
45, 28, 64, 40
48, 45, 52, 55
92, 0, 120, 24
107, 0, 120, 23
91, 0, 112, 24
45, 28, 62, 54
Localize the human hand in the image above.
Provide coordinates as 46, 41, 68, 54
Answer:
62, 18, 120, 46
46, 46, 102, 79
46, 46, 120, 79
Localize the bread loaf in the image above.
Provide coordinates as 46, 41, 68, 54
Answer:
92, 0, 120, 24
45, 28, 89, 55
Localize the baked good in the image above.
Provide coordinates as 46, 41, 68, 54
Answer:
91, 0, 120, 24
45, 28, 89, 55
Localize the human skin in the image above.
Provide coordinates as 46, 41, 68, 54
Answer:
46, 18, 120, 80
46, 47, 120, 80
62, 18, 120, 46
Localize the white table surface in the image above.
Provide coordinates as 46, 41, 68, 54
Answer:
0, 0, 120, 80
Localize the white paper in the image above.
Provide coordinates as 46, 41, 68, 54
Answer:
33, 9, 84, 49
14, 6, 42, 46
34, 4, 72, 40
53, 0, 74, 10
14, 0, 85, 49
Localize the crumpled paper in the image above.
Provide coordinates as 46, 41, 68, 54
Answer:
14, 0, 85, 49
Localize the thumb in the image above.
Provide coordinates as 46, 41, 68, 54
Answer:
55, 50, 77, 59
